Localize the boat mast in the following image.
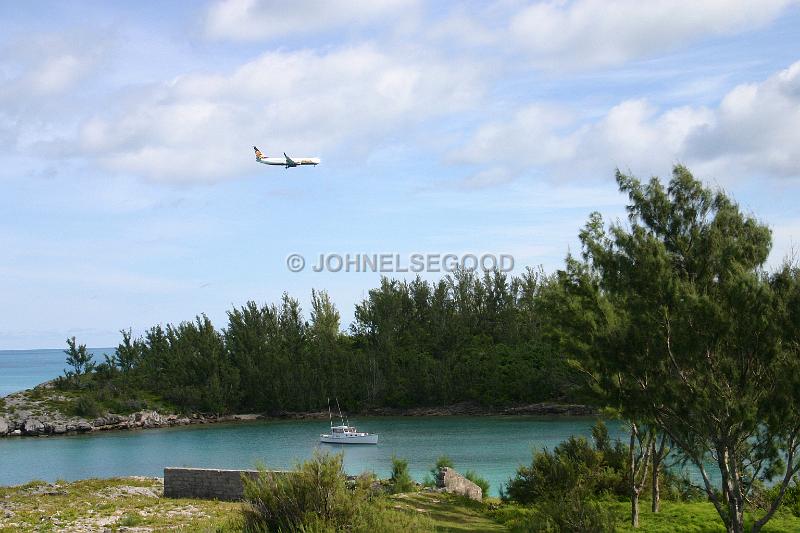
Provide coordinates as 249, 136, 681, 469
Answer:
327, 397, 333, 429
335, 398, 345, 426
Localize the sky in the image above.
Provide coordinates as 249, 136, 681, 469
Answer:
1, 0, 799, 349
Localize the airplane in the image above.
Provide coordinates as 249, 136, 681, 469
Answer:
254, 146, 320, 168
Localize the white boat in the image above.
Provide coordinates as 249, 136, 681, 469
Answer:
320, 424, 379, 445
320, 398, 378, 445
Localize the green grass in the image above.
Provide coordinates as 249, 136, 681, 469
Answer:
489, 499, 800, 533
392, 492, 507, 532
5, 477, 800, 532
611, 500, 800, 533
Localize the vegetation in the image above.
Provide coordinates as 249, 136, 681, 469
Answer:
464, 470, 491, 497
241, 451, 432, 532
56, 267, 578, 416
64, 336, 95, 378
540, 165, 800, 531
0, 477, 240, 531
389, 455, 416, 494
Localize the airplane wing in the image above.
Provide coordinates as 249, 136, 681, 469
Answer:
284, 152, 298, 167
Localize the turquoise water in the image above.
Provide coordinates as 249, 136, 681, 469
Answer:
0, 348, 630, 496
0, 348, 113, 397
0, 416, 625, 496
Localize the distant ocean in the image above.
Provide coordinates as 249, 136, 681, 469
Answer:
0, 348, 114, 397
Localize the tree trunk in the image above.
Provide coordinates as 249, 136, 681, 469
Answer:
651, 459, 660, 513
651, 433, 666, 513
628, 422, 654, 528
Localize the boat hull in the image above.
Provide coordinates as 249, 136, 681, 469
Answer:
320, 434, 379, 445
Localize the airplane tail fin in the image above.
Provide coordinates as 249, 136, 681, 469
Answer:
253, 146, 264, 159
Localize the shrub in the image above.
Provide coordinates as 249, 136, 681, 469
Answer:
118, 513, 143, 527
241, 452, 432, 532
241, 452, 357, 532
526, 496, 617, 533
504, 422, 627, 505
72, 395, 102, 418
389, 455, 416, 494
424, 455, 454, 487
464, 470, 490, 497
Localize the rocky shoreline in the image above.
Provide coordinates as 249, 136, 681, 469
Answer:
0, 382, 596, 439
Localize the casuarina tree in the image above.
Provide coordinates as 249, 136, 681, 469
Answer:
547, 165, 800, 533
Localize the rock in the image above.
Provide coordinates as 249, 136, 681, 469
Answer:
76, 421, 93, 432
0, 417, 8, 435
11, 429, 22, 436
53, 425, 67, 434
22, 418, 45, 436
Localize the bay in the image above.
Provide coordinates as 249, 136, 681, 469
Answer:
0, 416, 625, 496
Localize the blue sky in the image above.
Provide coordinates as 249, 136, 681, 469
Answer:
2, 0, 799, 349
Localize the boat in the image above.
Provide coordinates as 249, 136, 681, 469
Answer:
320, 398, 378, 445
320, 424, 379, 445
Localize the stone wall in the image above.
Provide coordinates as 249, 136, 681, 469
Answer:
437, 467, 483, 501
164, 467, 263, 501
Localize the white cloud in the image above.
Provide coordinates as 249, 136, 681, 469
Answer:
509, 0, 797, 68
78, 44, 483, 183
453, 104, 579, 168
685, 62, 800, 178
0, 32, 106, 99
205, 0, 417, 41
454, 61, 800, 184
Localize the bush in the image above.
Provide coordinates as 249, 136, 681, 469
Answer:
389, 455, 416, 494
241, 452, 432, 532
464, 470, 490, 497
504, 422, 627, 504
526, 496, 617, 533
241, 452, 357, 532
72, 395, 102, 418
424, 455, 454, 487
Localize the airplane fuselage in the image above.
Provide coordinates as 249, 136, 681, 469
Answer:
258, 157, 320, 166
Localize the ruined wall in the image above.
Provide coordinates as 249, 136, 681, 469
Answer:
163, 467, 262, 501
437, 467, 483, 501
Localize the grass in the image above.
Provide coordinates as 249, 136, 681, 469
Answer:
391, 492, 507, 532
488, 499, 800, 533
5, 477, 800, 532
610, 500, 800, 533
0, 477, 241, 532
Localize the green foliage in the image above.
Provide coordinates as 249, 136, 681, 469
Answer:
544, 165, 800, 532
69, 271, 577, 417
64, 337, 95, 377
241, 452, 357, 532
464, 470, 490, 496
240, 452, 432, 532
505, 422, 627, 505
118, 513, 143, 527
427, 455, 454, 485
389, 455, 416, 494
72, 395, 102, 418
526, 496, 617, 533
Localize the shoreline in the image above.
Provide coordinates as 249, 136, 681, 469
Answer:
0, 382, 597, 439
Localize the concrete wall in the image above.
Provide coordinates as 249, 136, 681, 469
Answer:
437, 467, 483, 501
164, 467, 262, 501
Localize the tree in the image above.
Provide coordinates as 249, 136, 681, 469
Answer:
551, 165, 800, 533
64, 336, 95, 377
